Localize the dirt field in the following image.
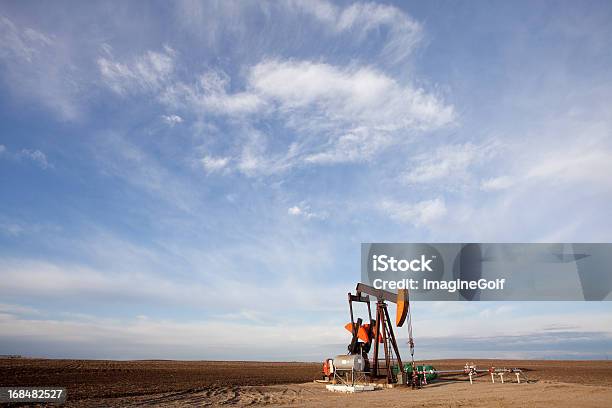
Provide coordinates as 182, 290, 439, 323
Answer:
2, 358, 612, 406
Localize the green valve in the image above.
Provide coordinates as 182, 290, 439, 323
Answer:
393, 363, 438, 381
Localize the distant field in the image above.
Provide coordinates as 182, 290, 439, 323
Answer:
2, 358, 612, 406
429, 359, 612, 386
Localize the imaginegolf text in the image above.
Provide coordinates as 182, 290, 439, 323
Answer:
373, 278, 507, 293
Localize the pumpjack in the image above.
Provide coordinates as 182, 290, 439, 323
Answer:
344, 283, 414, 385
322, 283, 528, 388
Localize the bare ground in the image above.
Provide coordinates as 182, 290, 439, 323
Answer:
2, 358, 612, 407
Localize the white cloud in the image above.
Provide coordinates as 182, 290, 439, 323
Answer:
0, 303, 40, 316
0, 218, 59, 238
303, 128, 394, 164
201, 155, 229, 173
287, 204, 326, 220
0, 311, 347, 360
1, 299, 609, 360
0, 16, 79, 120
476, 130, 612, 196
177, 1, 423, 66
0, 222, 346, 358
99, 55, 453, 175
481, 175, 514, 191
95, 2, 453, 177
102, 60, 264, 116
413, 306, 612, 339
98, 46, 176, 95
287, 0, 423, 64
404, 142, 498, 186
380, 198, 447, 226
161, 70, 264, 116
19, 149, 50, 169
288, 206, 302, 216
161, 114, 183, 125
0, 249, 344, 317
0, 16, 54, 62
227, 60, 454, 172
0, 222, 24, 236
0, 146, 51, 169
525, 147, 612, 187
233, 129, 296, 177
288, 0, 338, 24
335, 2, 423, 64
250, 60, 453, 132
424, 120, 612, 242
92, 132, 198, 213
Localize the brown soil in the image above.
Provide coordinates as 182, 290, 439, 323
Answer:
2, 358, 612, 407
429, 359, 612, 386
0, 359, 321, 400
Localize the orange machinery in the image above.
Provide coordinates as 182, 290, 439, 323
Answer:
344, 283, 412, 384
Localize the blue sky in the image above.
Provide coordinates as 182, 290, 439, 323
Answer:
1, 0, 612, 360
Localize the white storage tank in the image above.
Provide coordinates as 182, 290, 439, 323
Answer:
333, 354, 365, 371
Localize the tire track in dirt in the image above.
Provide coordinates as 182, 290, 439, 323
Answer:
3, 358, 612, 406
